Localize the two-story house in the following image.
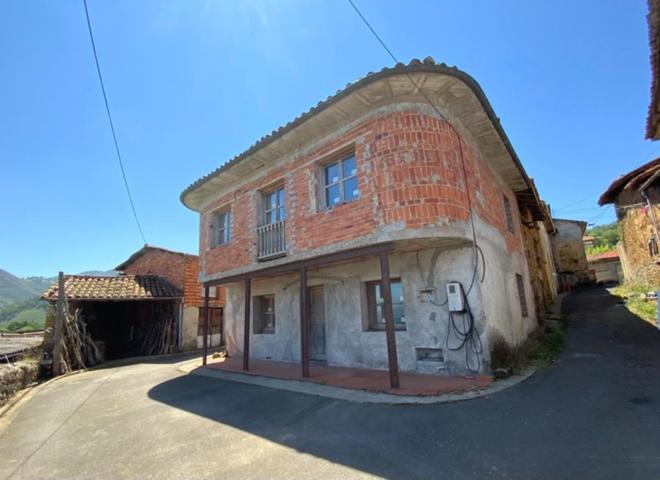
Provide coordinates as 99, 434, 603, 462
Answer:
181, 59, 550, 387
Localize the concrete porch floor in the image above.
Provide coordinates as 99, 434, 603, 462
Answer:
204, 356, 492, 396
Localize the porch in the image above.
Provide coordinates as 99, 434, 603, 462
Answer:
203, 356, 491, 396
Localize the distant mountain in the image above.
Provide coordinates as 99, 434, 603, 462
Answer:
0, 269, 42, 305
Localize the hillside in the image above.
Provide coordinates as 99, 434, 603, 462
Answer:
0, 268, 41, 305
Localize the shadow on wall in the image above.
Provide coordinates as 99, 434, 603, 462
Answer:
145, 287, 660, 478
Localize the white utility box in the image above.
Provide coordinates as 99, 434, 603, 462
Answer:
446, 282, 465, 312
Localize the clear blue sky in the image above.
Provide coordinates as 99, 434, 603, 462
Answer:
1, 0, 658, 277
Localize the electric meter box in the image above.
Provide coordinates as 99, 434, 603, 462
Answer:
446, 282, 465, 312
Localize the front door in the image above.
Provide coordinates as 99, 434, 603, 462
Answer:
309, 286, 326, 361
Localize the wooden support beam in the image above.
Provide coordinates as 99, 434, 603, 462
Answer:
202, 286, 210, 366
243, 278, 251, 371
52, 271, 65, 376
379, 253, 400, 389
299, 267, 310, 378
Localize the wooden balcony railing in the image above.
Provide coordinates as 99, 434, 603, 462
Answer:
257, 220, 287, 260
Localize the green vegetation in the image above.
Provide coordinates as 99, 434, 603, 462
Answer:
585, 222, 620, 256
490, 323, 565, 374
0, 297, 47, 333
611, 284, 658, 324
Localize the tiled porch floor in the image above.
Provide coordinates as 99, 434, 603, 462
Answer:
204, 357, 492, 396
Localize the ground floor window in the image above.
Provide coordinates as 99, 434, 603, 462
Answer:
254, 295, 276, 334
515, 274, 529, 318
365, 279, 406, 331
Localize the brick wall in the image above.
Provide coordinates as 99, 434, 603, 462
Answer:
121, 249, 224, 307
201, 110, 524, 276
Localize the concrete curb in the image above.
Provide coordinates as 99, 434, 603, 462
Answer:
183, 362, 537, 405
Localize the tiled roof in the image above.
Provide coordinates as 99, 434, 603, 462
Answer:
42, 275, 182, 301
598, 158, 660, 205
180, 57, 533, 209
587, 250, 619, 262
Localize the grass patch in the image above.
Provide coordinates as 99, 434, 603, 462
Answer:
491, 323, 565, 375
610, 284, 657, 325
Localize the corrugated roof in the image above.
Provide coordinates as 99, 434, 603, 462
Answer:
41, 275, 182, 301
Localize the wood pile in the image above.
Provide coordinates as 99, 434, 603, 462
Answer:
58, 308, 103, 374
139, 302, 177, 356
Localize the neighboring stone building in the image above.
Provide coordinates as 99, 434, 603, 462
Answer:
116, 246, 225, 350
599, 158, 660, 287
180, 59, 553, 383
516, 182, 558, 313
587, 250, 623, 284
550, 219, 592, 291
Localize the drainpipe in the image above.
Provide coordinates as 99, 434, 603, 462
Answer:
640, 170, 660, 252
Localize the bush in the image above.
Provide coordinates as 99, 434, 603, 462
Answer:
490, 325, 565, 374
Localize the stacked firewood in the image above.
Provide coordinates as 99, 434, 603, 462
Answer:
139, 304, 177, 356
58, 308, 103, 373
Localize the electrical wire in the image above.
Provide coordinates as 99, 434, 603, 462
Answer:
347, 0, 490, 372
445, 281, 483, 373
82, 0, 147, 244
346, 0, 483, 287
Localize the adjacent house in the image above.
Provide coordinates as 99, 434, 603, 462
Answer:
115, 245, 225, 350
599, 158, 660, 286
181, 59, 553, 384
550, 219, 592, 291
587, 250, 623, 284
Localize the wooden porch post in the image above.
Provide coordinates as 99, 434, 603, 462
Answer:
243, 278, 251, 371
202, 286, 210, 366
52, 272, 65, 376
379, 253, 400, 389
300, 267, 310, 378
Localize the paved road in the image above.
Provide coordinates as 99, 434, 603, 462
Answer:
1, 288, 659, 479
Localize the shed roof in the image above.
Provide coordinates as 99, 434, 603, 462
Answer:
42, 275, 182, 302
587, 250, 619, 263
115, 245, 196, 271
180, 57, 537, 212
598, 158, 660, 205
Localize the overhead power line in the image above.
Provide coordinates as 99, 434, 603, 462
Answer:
346, 0, 483, 290
82, 0, 147, 244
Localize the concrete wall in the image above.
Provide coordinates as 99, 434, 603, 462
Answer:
551, 219, 591, 289
223, 219, 536, 376
590, 260, 622, 284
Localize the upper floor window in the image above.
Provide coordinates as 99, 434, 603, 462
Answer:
365, 279, 406, 331
322, 154, 359, 208
211, 209, 231, 247
503, 195, 515, 233
263, 186, 286, 224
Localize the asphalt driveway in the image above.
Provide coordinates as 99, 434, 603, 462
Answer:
1, 288, 659, 479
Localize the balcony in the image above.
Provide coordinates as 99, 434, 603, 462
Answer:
257, 220, 287, 260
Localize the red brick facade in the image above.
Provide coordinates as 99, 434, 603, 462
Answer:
119, 248, 224, 307
201, 110, 524, 276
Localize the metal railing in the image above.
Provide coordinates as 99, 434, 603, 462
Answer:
257, 220, 287, 260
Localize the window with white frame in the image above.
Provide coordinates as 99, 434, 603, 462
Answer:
262, 186, 286, 225
210, 209, 231, 247
322, 153, 359, 208
365, 279, 406, 331
253, 295, 275, 334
